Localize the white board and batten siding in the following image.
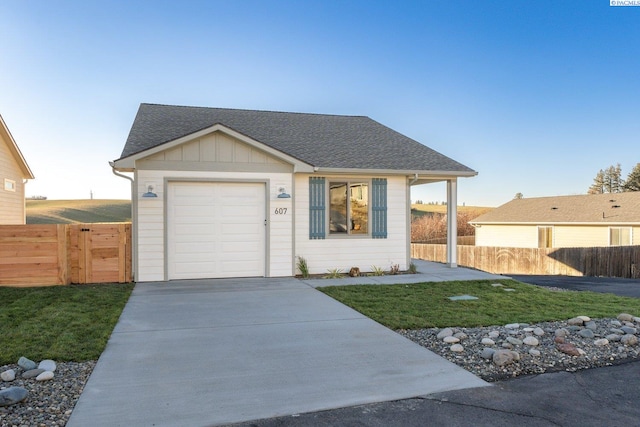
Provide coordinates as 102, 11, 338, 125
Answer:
294, 174, 408, 275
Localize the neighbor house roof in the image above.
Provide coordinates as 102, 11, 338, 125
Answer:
116, 103, 475, 175
471, 192, 640, 225
0, 114, 34, 179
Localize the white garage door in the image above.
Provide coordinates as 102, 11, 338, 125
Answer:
167, 182, 266, 280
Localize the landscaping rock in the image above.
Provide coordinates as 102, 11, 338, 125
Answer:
529, 349, 541, 356
507, 337, 523, 346
437, 328, 454, 339
584, 321, 597, 330
621, 326, 637, 335
621, 334, 639, 346
480, 348, 495, 359
505, 323, 519, 329
579, 329, 595, 339
533, 327, 545, 336
443, 336, 460, 344
38, 359, 57, 372
22, 369, 45, 379
493, 350, 519, 366
488, 331, 500, 339
556, 343, 581, 357
36, 371, 54, 381
606, 334, 622, 342
17, 357, 36, 371
594, 339, 609, 346
0, 387, 28, 407
1, 369, 16, 382
481, 338, 495, 346
453, 332, 468, 340
618, 313, 634, 322
523, 336, 539, 346
450, 344, 464, 352
555, 328, 570, 337
568, 317, 584, 326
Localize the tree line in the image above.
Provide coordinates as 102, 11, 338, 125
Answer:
588, 163, 640, 194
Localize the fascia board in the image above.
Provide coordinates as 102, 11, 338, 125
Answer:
0, 115, 34, 179
314, 168, 477, 178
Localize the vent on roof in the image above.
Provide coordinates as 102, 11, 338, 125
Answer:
551, 207, 558, 210
612, 205, 621, 208
609, 199, 616, 203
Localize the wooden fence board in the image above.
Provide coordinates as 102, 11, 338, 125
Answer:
0, 223, 131, 287
411, 244, 640, 279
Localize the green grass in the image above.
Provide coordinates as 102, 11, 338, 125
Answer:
0, 283, 133, 364
319, 279, 640, 329
26, 199, 131, 224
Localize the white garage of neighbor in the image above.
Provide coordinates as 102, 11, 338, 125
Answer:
111, 103, 476, 282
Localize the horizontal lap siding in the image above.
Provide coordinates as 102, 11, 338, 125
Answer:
294, 174, 407, 274
476, 225, 538, 248
136, 170, 293, 281
0, 135, 26, 224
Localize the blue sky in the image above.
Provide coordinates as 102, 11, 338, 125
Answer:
1, 1, 638, 206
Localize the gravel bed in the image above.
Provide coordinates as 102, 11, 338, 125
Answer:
0, 361, 95, 427
399, 316, 640, 382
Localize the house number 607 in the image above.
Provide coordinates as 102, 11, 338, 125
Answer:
274, 208, 287, 215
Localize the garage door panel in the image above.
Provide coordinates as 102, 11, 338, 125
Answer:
168, 182, 266, 280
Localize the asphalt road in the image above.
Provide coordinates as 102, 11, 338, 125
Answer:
511, 275, 640, 298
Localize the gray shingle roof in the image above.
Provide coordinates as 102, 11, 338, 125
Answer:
118, 103, 475, 173
471, 192, 640, 224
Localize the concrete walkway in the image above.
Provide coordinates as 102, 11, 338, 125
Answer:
68, 262, 497, 427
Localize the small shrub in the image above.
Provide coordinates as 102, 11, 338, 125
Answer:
408, 262, 418, 274
370, 265, 385, 276
324, 268, 343, 279
389, 263, 400, 275
296, 256, 310, 278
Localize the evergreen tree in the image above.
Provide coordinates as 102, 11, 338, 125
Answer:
588, 169, 605, 194
624, 163, 640, 192
514, 192, 524, 199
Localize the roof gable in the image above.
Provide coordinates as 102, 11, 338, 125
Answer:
0, 115, 34, 179
472, 192, 640, 224
116, 103, 475, 175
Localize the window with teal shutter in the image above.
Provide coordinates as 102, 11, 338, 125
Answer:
309, 177, 326, 239
371, 178, 387, 238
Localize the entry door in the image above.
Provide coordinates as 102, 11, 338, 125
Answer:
167, 182, 266, 279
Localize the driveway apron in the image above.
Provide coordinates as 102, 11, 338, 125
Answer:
68, 277, 488, 426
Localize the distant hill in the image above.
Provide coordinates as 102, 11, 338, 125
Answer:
26, 200, 131, 224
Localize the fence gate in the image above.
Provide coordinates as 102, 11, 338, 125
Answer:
70, 224, 131, 284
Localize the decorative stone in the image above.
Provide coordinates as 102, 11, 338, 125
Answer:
453, 332, 468, 340
502, 342, 514, 349
529, 349, 541, 356
610, 328, 625, 335
533, 327, 545, 336
577, 315, 591, 322
480, 348, 495, 359
579, 329, 595, 339
567, 326, 581, 332
0, 387, 28, 407
554, 336, 566, 344
493, 350, 519, 366
633, 317, 640, 323
481, 338, 495, 345
488, 331, 500, 339
505, 323, 519, 329
523, 336, 539, 346
443, 336, 460, 344
623, 321, 635, 327
36, 371, 54, 381
606, 334, 622, 342
1, 369, 16, 382
584, 321, 597, 330
568, 317, 584, 326
22, 369, 45, 379
621, 334, 639, 346
523, 327, 534, 332
555, 328, 570, 337
17, 356, 37, 371
594, 338, 609, 346
578, 348, 587, 356
450, 344, 464, 352
556, 343, 581, 356
621, 326, 637, 335
38, 359, 57, 372
507, 337, 523, 346
437, 328, 454, 339
611, 320, 622, 327
618, 313, 634, 322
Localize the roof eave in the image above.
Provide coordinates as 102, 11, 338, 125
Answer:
0, 115, 34, 179
470, 221, 640, 226
312, 168, 477, 179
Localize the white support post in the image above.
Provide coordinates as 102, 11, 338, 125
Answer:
446, 179, 458, 268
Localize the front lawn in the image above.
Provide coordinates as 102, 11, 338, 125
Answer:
319, 279, 640, 329
0, 284, 133, 365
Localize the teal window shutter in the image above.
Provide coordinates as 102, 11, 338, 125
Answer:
371, 178, 387, 238
309, 177, 326, 239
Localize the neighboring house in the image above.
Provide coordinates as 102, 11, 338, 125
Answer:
112, 103, 476, 281
0, 115, 34, 224
471, 192, 640, 248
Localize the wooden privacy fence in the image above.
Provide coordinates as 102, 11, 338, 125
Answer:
0, 223, 131, 287
411, 244, 640, 279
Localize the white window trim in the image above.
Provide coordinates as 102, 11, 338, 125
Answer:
4, 178, 16, 192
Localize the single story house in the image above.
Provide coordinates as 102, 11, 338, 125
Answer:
112, 103, 476, 281
471, 192, 640, 248
0, 114, 34, 224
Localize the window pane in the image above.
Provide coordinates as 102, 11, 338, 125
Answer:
329, 182, 347, 234
350, 182, 368, 234
538, 227, 552, 248
621, 228, 631, 245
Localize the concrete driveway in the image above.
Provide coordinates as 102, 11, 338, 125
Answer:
68, 276, 488, 427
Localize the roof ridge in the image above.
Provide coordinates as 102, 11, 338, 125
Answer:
139, 103, 370, 119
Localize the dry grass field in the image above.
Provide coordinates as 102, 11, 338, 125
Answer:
26, 199, 131, 224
